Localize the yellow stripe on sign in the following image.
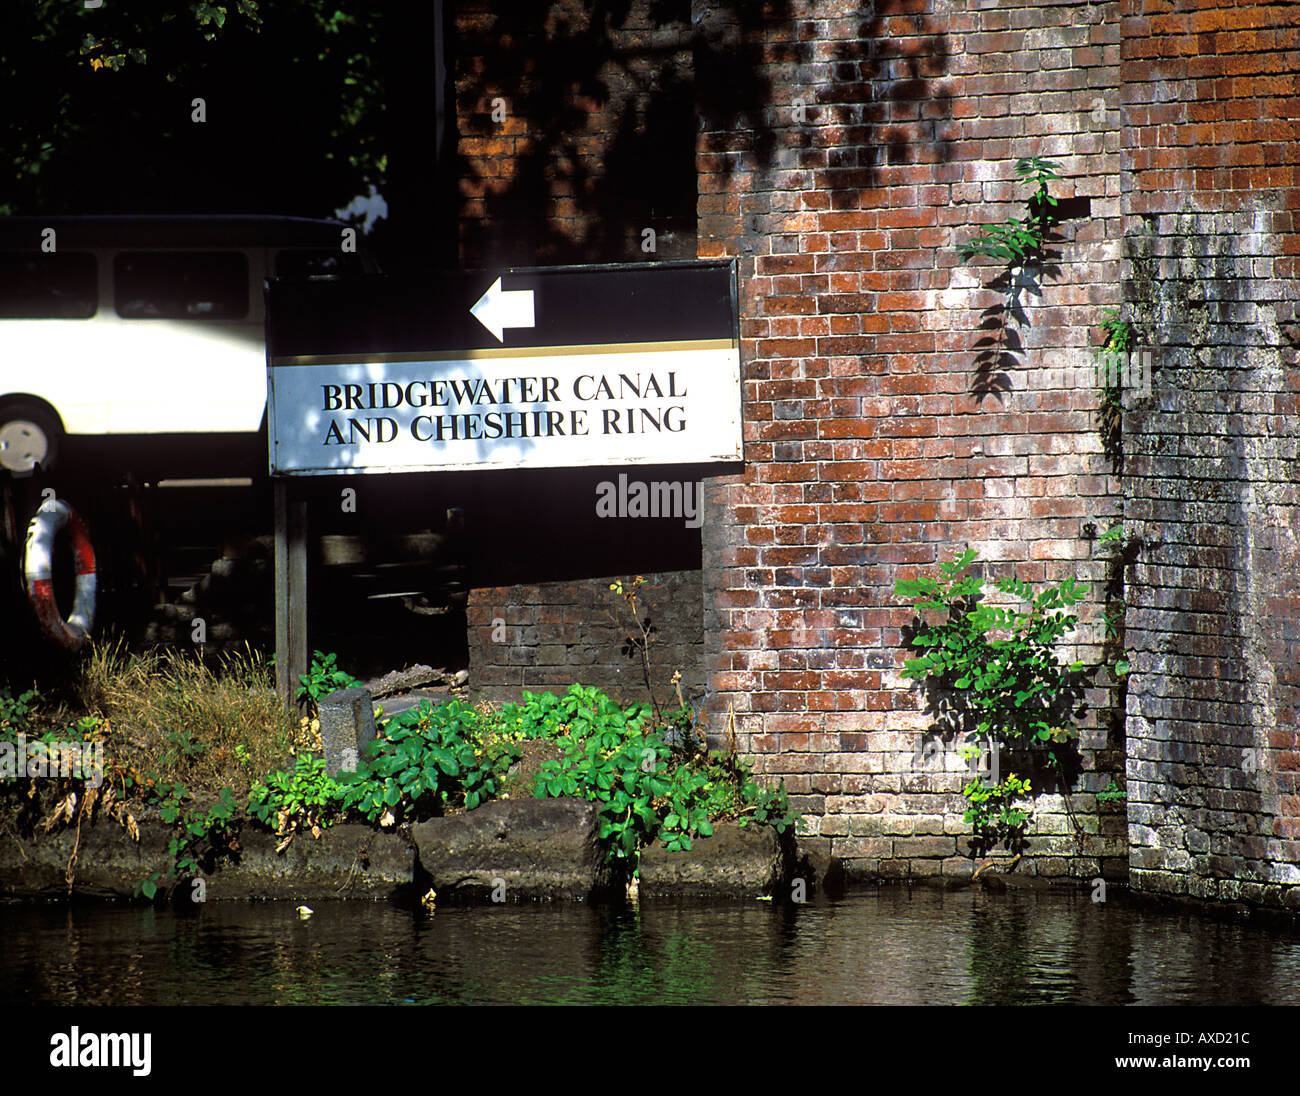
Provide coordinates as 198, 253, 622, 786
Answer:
270, 338, 738, 367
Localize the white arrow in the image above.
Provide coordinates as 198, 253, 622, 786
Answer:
470, 277, 535, 342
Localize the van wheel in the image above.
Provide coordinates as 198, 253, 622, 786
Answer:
0, 403, 61, 477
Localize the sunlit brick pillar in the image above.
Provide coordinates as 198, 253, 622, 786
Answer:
696, 0, 1125, 878
1120, 0, 1300, 909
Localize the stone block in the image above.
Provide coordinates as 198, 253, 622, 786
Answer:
881, 815, 917, 836
0, 819, 413, 901
410, 797, 613, 901
640, 820, 783, 899
210, 825, 414, 899
792, 836, 846, 898
1033, 813, 1075, 836
832, 837, 894, 859
911, 814, 948, 835
895, 836, 956, 858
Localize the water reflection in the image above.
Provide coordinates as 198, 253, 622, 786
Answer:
1, 889, 1297, 1006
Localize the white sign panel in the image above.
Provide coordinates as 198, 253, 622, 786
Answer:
268, 340, 742, 475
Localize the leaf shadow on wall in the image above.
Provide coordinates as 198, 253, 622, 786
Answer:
454, 0, 789, 266
818, 14, 955, 181
453, 1, 958, 267
970, 236, 1065, 403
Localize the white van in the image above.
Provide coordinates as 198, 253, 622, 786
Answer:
0, 215, 376, 476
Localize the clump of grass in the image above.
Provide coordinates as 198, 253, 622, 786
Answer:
78, 638, 294, 803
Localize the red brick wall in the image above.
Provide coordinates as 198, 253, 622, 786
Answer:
1119, 0, 1300, 907
696, 0, 1126, 878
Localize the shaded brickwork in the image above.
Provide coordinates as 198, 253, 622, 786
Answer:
454, 0, 698, 266
466, 570, 705, 711
1119, 1, 1300, 908
695, 0, 1125, 879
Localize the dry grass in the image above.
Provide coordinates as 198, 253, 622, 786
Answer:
77, 638, 295, 803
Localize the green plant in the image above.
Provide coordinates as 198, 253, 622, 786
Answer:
658, 750, 794, 849
659, 668, 709, 754
0, 685, 38, 738
895, 548, 1089, 851
896, 549, 1088, 744
603, 585, 707, 745
1095, 521, 1133, 678
248, 753, 343, 851
71, 714, 103, 738
959, 156, 1062, 264
502, 682, 650, 743
529, 687, 666, 863
733, 760, 794, 833
1102, 614, 1128, 676
526, 684, 795, 867
1096, 308, 1134, 473
336, 697, 515, 822
606, 577, 667, 722
136, 782, 239, 900
961, 771, 1033, 848
1098, 309, 1134, 357
1096, 777, 1127, 804
298, 650, 363, 707
962, 156, 1067, 402
656, 766, 719, 852
158, 728, 205, 768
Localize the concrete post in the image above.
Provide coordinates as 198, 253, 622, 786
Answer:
318, 686, 377, 777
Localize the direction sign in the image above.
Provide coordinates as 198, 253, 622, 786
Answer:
266, 260, 741, 477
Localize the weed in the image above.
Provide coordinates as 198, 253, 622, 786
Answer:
76, 638, 294, 803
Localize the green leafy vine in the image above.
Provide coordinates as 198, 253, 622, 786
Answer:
895, 549, 1088, 853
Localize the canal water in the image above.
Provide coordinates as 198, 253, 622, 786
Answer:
3, 887, 1298, 1006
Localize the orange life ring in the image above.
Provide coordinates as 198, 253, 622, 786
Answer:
23, 498, 96, 651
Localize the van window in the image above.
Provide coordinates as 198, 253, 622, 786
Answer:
0, 251, 97, 319
114, 250, 249, 319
